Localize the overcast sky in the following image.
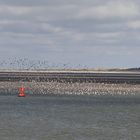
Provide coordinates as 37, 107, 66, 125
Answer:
0, 0, 140, 68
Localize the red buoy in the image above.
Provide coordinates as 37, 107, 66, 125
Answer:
18, 86, 25, 97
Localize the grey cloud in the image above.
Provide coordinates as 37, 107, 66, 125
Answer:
0, 0, 107, 6
0, 0, 140, 68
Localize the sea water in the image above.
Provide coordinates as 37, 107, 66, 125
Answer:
0, 94, 140, 140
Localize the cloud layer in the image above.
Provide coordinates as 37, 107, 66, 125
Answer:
0, 0, 140, 68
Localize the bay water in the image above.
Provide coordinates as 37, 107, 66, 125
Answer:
0, 94, 140, 140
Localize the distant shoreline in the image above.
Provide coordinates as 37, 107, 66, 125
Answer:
0, 68, 140, 72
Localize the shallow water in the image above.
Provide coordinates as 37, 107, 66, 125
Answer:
0, 94, 140, 140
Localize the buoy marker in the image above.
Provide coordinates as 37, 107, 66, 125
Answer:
18, 85, 25, 97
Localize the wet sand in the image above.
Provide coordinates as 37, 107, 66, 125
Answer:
0, 70, 140, 83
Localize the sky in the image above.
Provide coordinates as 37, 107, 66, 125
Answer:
0, 0, 140, 68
